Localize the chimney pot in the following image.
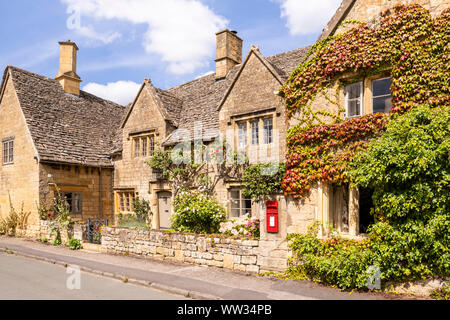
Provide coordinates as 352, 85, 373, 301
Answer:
55, 41, 81, 95
215, 29, 242, 80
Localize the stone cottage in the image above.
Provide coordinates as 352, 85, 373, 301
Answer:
1, 0, 448, 254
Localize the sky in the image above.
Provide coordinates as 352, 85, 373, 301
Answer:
0, 0, 342, 105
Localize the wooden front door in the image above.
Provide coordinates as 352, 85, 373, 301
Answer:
158, 192, 172, 229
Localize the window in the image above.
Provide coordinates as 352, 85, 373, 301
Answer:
117, 191, 135, 213
372, 77, 393, 114
142, 137, 148, 157
238, 123, 247, 148
63, 192, 82, 214
134, 138, 140, 158
149, 136, 155, 156
345, 82, 363, 117
263, 118, 273, 144
133, 135, 156, 158
2, 138, 14, 165
229, 189, 252, 218
251, 121, 259, 145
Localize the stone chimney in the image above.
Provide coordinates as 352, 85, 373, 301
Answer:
215, 30, 242, 80
55, 40, 82, 95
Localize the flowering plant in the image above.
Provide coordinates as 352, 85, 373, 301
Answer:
220, 214, 260, 239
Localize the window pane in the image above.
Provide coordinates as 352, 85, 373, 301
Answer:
119, 194, 125, 212
372, 78, 392, 97
149, 136, 155, 155
134, 139, 140, 157
373, 96, 393, 114
346, 82, 361, 99
238, 123, 247, 148
142, 137, 147, 157
65, 193, 73, 213
3, 142, 7, 164
264, 119, 273, 144
251, 121, 259, 145
348, 100, 361, 117
230, 209, 240, 218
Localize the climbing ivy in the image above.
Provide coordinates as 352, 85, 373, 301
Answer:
279, 4, 450, 198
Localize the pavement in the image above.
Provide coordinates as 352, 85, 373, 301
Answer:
0, 253, 186, 300
0, 236, 420, 300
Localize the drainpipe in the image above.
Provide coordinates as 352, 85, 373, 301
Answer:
99, 167, 103, 219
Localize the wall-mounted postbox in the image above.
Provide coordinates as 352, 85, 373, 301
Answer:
266, 201, 279, 233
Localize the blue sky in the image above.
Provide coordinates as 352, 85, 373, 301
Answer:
0, 0, 341, 105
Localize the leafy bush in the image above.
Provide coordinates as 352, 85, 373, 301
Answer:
431, 285, 450, 300
68, 238, 83, 250
220, 214, 260, 238
172, 190, 226, 234
288, 106, 450, 290
242, 163, 286, 201
133, 197, 153, 224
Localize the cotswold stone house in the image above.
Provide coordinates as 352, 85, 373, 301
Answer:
1, 0, 447, 252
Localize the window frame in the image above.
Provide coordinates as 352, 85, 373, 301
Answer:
250, 120, 259, 146
117, 191, 136, 213
2, 138, 14, 165
133, 134, 156, 158
229, 188, 252, 218
263, 118, 273, 145
371, 76, 393, 114
238, 122, 247, 148
63, 192, 83, 214
344, 81, 364, 118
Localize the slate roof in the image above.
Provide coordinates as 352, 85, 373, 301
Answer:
5, 66, 125, 167
162, 46, 310, 146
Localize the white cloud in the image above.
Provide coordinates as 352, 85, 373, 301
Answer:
275, 0, 341, 35
76, 26, 122, 45
61, 0, 228, 74
83, 80, 141, 105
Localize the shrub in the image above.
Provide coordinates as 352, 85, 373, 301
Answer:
172, 190, 226, 234
117, 213, 149, 229
287, 106, 450, 290
242, 163, 286, 201
0, 196, 30, 236
431, 285, 450, 300
133, 197, 153, 224
220, 214, 260, 238
68, 238, 83, 250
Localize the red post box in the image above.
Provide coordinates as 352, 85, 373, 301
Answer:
266, 201, 279, 233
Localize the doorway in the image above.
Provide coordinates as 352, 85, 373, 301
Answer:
359, 187, 375, 234
158, 192, 172, 229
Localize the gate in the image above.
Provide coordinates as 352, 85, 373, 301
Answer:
87, 218, 108, 244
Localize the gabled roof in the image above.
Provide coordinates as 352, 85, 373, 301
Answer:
162, 45, 310, 146
318, 0, 356, 41
4, 66, 125, 167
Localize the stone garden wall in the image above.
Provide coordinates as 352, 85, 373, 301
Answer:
102, 227, 263, 274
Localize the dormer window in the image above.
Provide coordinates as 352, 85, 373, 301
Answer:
133, 135, 156, 158
372, 77, 393, 114
345, 82, 363, 118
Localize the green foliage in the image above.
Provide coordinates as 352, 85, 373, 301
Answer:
219, 215, 261, 238
53, 231, 62, 246
280, 5, 450, 198
133, 197, 153, 224
117, 213, 149, 230
287, 106, 450, 289
350, 105, 449, 222
431, 285, 450, 300
39, 237, 48, 243
172, 190, 226, 234
242, 163, 286, 201
68, 238, 83, 250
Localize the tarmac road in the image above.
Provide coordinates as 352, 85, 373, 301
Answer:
0, 252, 187, 300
